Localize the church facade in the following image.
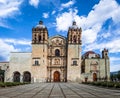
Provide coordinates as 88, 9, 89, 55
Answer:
0, 21, 110, 83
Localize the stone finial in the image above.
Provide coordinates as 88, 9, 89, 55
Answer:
39, 20, 43, 25
72, 21, 76, 25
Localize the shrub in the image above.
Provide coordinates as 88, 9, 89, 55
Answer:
0, 82, 30, 87
114, 83, 120, 88
0, 82, 6, 87
107, 82, 114, 87
82, 81, 120, 88
101, 82, 107, 87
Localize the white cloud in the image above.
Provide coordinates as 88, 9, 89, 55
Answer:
43, 12, 49, 18
0, 0, 22, 18
84, 38, 120, 53
110, 64, 120, 72
110, 57, 120, 72
60, 0, 75, 10
29, 0, 39, 8
3, 38, 31, 45
0, 39, 20, 61
0, 0, 23, 27
56, 0, 120, 44
100, 32, 111, 38
0, 38, 31, 61
110, 57, 120, 62
52, 10, 56, 15
56, 9, 77, 32
82, 24, 101, 44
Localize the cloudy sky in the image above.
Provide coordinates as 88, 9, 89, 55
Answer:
0, 0, 120, 72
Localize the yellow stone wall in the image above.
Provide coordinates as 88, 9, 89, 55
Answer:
32, 44, 47, 82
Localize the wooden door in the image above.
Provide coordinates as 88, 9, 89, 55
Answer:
93, 73, 97, 81
54, 71, 60, 82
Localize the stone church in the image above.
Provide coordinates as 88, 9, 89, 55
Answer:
0, 21, 110, 83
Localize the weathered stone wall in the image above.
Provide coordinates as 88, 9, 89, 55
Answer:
80, 58, 110, 82
6, 52, 31, 82
0, 62, 9, 82
32, 44, 47, 82
67, 45, 81, 82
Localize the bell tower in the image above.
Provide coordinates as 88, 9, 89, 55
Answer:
67, 21, 82, 82
102, 48, 110, 81
102, 48, 109, 59
32, 20, 48, 82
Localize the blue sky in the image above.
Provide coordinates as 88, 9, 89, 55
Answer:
0, 0, 120, 72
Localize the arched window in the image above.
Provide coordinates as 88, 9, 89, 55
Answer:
55, 49, 60, 56
34, 34, 37, 43
43, 33, 45, 41
38, 35, 41, 42
73, 35, 76, 43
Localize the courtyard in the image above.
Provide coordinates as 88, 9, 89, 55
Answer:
0, 83, 120, 98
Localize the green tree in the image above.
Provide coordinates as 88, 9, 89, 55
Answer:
117, 70, 120, 81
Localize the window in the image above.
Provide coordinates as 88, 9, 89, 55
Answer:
73, 61, 77, 65
73, 35, 76, 43
38, 35, 41, 42
32, 58, 40, 66
35, 60, 39, 65
43, 34, 45, 41
78, 36, 80, 43
55, 49, 60, 56
34, 34, 37, 43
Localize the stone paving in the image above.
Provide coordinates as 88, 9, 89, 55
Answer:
0, 83, 120, 98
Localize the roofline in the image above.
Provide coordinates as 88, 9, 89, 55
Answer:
0, 62, 9, 63
49, 34, 66, 40
11, 52, 31, 53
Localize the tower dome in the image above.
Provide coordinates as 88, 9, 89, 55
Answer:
70, 21, 78, 29
36, 20, 46, 28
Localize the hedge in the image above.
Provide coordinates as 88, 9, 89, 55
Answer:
0, 82, 30, 87
82, 81, 120, 88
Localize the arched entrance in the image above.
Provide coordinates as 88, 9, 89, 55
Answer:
13, 71, 20, 82
93, 73, 97, 81
54, 71, 60, 82
0, 70, 5, 82
23, 71, 31, 82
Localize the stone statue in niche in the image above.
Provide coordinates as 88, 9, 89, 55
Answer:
56, 39, 59, 45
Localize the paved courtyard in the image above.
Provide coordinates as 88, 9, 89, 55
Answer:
0, 83, 120, 98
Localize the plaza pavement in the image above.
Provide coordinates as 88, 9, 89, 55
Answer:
0, 83, 120, 98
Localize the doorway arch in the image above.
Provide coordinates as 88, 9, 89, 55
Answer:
13, 71, 20, 82
93, 73, 97, 81
23, 71, 31, 82
53, 71, 60, 82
